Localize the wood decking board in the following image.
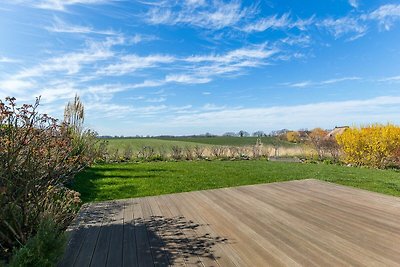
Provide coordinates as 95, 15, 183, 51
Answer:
59, 179, 400, 267
74, 202, 109, 267
59, 203, 93, 267
160, 194, 202, 267
134, 198, 154, 267
123, 199, 138, 267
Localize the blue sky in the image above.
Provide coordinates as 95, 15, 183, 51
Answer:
1, 0, 400, 135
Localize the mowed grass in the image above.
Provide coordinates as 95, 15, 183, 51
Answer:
72, 161, 400, 202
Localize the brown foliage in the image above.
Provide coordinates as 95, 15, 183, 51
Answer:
0, 97, 95, 260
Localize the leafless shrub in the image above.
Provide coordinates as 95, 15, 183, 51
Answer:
171, 146, 183, 160
158, 146, 168, 160
321, 138, 341, 162
184, 146, 194, 160
229, 146, 240, 158
211, 146, 227, 158
252, 138, 263, 158
123, 145, 133, 161
239, 147, 251, 159
138, 146, 155, 159
111, 148, 120, 162
96, 140, 109, 162
252, 146, 261, 158
194, 145, 205, 158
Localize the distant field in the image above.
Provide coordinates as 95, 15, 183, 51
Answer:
103, 138, 208, 151
157, 136, 294, 146
73, 161, 400, 202
103, 136, 294, 150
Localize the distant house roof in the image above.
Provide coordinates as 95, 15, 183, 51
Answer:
326, 126, 349, 138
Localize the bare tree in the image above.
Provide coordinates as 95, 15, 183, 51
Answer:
238, 130, 249, 137
252, 131, 265, 137
223, 132, 237, 137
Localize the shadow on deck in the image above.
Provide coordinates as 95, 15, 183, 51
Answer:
59, 200, 228, 266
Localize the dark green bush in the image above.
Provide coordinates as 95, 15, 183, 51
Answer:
9, 219, 66, 267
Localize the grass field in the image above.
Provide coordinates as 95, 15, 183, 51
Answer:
157, 136, 295, 146
103, 138, 209, 152
72, 161, 400, 202
103, 136, 295, 151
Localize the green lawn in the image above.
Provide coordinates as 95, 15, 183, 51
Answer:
72, 160, 400, 202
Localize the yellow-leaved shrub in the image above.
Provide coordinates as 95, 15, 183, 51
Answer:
336, 124, 400, 168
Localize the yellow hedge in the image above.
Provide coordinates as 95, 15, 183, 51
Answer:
336, 124, 400, 168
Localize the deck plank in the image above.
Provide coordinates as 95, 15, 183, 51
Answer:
134, 198, 155, 267
58, 203, 92, 267
106, 200, 126, 267
73, 202, 109, 267
155, 195, 188, 267
142, 197, 170, 267
61, 179, 400, 267
122, 199, 138, 267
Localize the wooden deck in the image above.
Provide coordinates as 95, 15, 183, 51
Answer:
59, 179, 400, 266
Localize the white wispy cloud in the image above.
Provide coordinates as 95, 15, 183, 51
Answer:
0, 31, 331, 124
165, 74, 211, 84
287, 81, 312, 88
320, 76, 361, 84
318, 16, 367, 40
14, 38, 119, 79
318, 3, 400, 40
131, 34, 158, 44
183, 45, 278, 79
37, 83, 79, 103
279, 35, 311, 47
45, 17, 117, 35
34, 0, 115, 11
184, 0, 206, 7
242, 13, 291, 32
99, 54, 175, 76
86, 102, 136, 118
242, 14, 314, 33
368, 4, 400, 30
349, 0, 359, 9
202, 103, 226, 111
379, 75, 400, 82
284, 76, 361, 88
87, 80, 167, 95
0, 56, 19, 63
290, 16, 316, 31
145, 1, 255, 30
144, 97, 166, 103
141, 1, 400, 43
187, 45, 276, 63
0, 79, 35, 93
98, 44, 277, 84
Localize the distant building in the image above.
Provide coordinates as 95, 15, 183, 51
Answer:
326, 126, 349, 138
